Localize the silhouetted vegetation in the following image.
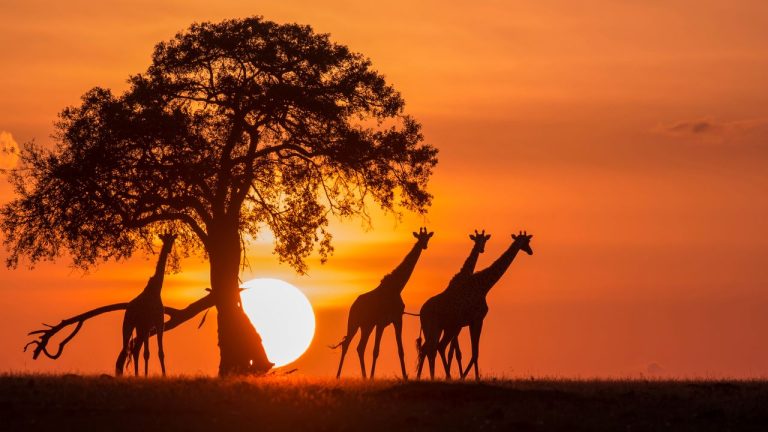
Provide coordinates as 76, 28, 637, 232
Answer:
2, 16, 437, 376
2, 376, 767, 432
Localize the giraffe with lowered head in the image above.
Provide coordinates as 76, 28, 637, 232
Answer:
417, 231, 533, 380
115, 232, 177, 376
332, 227, 434, 379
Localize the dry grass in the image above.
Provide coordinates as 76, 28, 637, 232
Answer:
2, 374, 767, 431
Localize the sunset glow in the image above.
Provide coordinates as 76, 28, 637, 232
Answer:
1, 1, 767, 379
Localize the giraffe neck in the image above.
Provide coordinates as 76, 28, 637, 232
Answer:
473, 242, 521, 297
445, 243, 483, 290
383, 242, 423, 294
457, 244, 483, 277
144, 239, 174, 296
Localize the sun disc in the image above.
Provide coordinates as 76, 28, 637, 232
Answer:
240, 278, 315, 367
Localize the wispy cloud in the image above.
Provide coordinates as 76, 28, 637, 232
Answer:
659, 118, 768, 144
667, 120, 721, 135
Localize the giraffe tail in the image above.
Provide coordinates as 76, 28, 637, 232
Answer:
415, 325, 424, 355
328, 335, 347, 350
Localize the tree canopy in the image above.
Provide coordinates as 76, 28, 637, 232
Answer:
1, 16, 438, 273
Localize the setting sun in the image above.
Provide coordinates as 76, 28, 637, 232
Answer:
240, 278, 315, 368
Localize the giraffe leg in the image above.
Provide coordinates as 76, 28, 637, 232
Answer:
426, 329, 439, 380
418, 326, 439, 380
132, 337, 141, 377
438, 328, 459, 379
437, 331, 451, 379
335, 336, 351, 379
143, 335, 150, 377
427, 346, 437, 380
356, 325, 374, 379
336, 341, 351, 379
448, 332, 463, 374
336, 324, 359, 379
462, 321, 483, 380
335, 340, 349, 379
369, 325, 385, 379
156, 325, 166, 377
471, 321, 483, 380
452, 337, 465, 380
417, 324, 438, 380
461, 358, 474, 379
116, 320, 133, 376
393, 319, 408, 380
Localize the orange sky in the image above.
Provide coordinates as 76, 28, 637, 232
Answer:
2, 0, 768, 378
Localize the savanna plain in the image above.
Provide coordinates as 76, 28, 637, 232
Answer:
2, 374, 767, 431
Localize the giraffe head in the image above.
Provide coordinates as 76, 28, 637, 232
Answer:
159, 232, 178, 245
412, 227, 434, 249
512, 230, 534, 255
469, 229, 491, 253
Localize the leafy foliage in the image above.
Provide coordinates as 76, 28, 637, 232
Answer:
1, 17, 438, 273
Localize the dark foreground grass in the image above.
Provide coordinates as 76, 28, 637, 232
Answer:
1, 375, 767, 432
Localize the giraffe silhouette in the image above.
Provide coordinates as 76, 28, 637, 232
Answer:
332, 227, 434, 379
416, 230, 491, 378
115, 232, 177, 376
417, 231, 533, 380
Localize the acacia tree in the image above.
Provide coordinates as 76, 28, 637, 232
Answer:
2, 17, 437, 375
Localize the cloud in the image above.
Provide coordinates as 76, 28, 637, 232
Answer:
0, 131, 20, 170
659, 118, 768, 145
667, 120, 720, 135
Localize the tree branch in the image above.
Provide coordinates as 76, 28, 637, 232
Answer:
127, 211, 209, 246
25, 291, 215, 362
25, 303, 129, 360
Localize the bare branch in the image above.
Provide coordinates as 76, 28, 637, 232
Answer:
26, 292, 215, 363
25, 303, 128, 360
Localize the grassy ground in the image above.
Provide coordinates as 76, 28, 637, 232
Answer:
1, 375, 767, 431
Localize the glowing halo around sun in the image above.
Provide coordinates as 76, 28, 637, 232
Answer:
240, 278, 315, 368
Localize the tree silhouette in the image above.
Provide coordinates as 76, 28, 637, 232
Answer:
2, 17, 437, 375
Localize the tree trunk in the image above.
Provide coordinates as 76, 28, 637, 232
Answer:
209, 222, 273, 376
